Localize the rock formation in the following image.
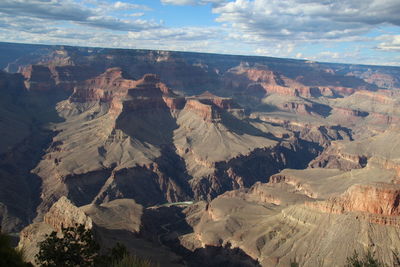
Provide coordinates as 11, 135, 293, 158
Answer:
0, 42, 400, 266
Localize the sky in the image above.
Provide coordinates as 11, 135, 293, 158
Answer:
0, 0, 399, 66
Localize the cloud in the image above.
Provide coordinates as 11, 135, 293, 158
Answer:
77, 16, 159, 31
254, 43, 296, 57
127, 27, 223, 41
112, 1, 150, 11
129, 13, 145, 17
319, 51, 340, 59
0, 0, 399, 66
0, 0, 93, 21
0, 0, 158, 32
161, 0, 226, 6
376, 35, 400, 51
212, 0, 400, 42
0, 28, 235, 60
161, 0, 196, 5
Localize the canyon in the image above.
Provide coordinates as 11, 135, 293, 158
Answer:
0, 42, 400, 266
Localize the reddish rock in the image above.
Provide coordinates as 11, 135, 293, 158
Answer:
308, 183, 400, 217
184, 99, 221, 122
197, 91, 242, 110
309, 146, 368, 171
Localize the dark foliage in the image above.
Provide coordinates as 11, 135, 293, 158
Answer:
35, 224, 100, 267
35, 223, 152, 267
346, 249, 386, 267
0, 230, 33, 267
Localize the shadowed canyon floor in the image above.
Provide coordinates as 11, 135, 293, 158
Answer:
0, 42, 400, 266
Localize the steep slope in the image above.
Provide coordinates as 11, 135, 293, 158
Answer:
181, 166, 400, 266
32, 66, 321, 216
33, 69, 192, 216
0, 70, 63, 232
310, 127, 400, 174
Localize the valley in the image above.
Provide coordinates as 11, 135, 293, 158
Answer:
0, 42, 400, 266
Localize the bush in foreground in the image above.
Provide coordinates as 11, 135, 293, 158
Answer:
35, 223, 153, 267
35, 224, 100, 267
0, 230, 32, 267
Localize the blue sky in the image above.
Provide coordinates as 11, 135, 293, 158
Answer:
0, 0, 399, 66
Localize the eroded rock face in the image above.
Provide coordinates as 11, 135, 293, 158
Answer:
179, 169, 400, 266
70, 67, 137, 103
184, 99, 221, 122
43, 196, 92, 231
21, 65, 55, 91
309, 146, 368, 170
308, 183, 400, 217
362, 73, 400, 89
18, 197, 94, 264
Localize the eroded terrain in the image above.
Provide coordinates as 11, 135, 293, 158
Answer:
0, 42, 400, 266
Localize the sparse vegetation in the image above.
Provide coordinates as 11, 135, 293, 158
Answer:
0, 229, 32, 267
35, 223, 153, 267
345, 249, 386, 267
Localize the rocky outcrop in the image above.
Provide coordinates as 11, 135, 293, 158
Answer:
70, 67, 137, 103
277, 102, 331, 117
43, 196, 93, 231
309, 146, 367, 170
70, 69, 186, 116
363, 73, 399, 89
18, 197, 94, 264
307, 183, 400, 227
184, 91, 244, 121
21, 65, 55, 91
225, 66, 315, 98
184, 99, 221, 122
332, 107, 369, 118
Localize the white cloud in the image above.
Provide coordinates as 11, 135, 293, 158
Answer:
113, 1, 149, 10
161, 0, 226, 6
319, 51, 340, 59
212, 0, 400, 42
127, 27, 223, 41
129, 13, 145, 17
0, 0, 158, 32
254, 43, 296, 57
161, 0, 196, 5
0, 0, 399, 66
376, 35, 400, 51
